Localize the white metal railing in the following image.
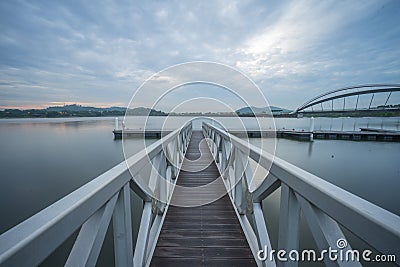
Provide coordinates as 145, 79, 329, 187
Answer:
2, 120, 399, 267
202, 122, 400, 267
0, 122, 192, 267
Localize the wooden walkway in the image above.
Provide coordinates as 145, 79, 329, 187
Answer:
150, 131, 256, 266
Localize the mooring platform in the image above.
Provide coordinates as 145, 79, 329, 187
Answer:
113, 128, 400, 142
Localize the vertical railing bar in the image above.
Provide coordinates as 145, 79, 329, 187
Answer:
228, 146, 236, 197
0, 122, 195, 267
113, 183, 133, 267
65, 192, 119, 267
228, 166, 234, 198
253, 203, 276, 267
143, 213, 162, 266
133, 201, 152, 267
238, 154, 253, 187
157, 153, 167, 214
277, 183, 300, 267
217, 134, 222, 163
208, 131, 263, 266
239, 214, 264, 267
234, 148, 246, 214
295, 193, 361, 267
220, 138, 227, 175
166, 165, 172, 198
171, 139, 178, 179
215, 134, 219, 162
164, 142, 173, 168
203, 122, 400, 266
148, 152, 162, 193
211, 130, 215, 154
177, 134, 182, 157
142, 123, 192, 266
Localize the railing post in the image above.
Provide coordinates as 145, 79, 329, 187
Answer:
234, 148, 247, 214
227, 146, 236, 196
169, 140, 177, 180
253, 203, 276, 267
176, 135, 183, 164
133, 201, 152, 267
216, 135, 221, 163
157, 154, 167, 213
166, 164, 172, 197
295, 193, 361, 267
0, 122, 195, 267
65, 193, 119, 267
113, 183, 133, 267
182, 130, 187, 152
277, 183, 300, 267
210, 131, 214, 153
220, 138, 227, 174
148, 152, 162, 194
202, 122, 400, 266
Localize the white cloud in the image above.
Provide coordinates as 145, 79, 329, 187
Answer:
0, 0, 399, 110
233, 1, 384, 80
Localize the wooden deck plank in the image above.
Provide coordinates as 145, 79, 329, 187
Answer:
150, 131, 256, 266
151, 257, 256, 267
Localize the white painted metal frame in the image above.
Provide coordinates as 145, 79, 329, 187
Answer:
202, 122, 400, 267
0, 122, 192, 267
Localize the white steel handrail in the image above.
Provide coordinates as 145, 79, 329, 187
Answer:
0, 122, 192, 267
202, 122, 400, 267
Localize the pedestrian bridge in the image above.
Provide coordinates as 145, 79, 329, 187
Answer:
0, 121, 399, 266
293, 84, 400, 115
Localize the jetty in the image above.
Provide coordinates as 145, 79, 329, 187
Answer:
1, 121, 399, 266
113, 128, 400, 142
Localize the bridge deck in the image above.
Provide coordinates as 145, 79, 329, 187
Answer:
150, 131, 256, 266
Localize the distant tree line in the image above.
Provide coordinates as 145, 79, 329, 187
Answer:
0, 109, 125, 118
0, 104, 167, 118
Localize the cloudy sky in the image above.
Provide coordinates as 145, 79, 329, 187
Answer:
0, 0, 399, 110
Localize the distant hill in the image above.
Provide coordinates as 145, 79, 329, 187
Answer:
236, 106, 291, 116
46, 104, 126, 112
46, 104, 166, 115
125, 107, 167, 116
1, 104, 294, 118
0, 104, 167, 118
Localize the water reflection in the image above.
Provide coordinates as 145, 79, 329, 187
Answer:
307, 141, 313, 157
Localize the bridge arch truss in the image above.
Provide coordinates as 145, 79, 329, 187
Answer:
294, 84, 400, 114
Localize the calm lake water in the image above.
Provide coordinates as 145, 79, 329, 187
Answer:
0, 116, 399, 266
